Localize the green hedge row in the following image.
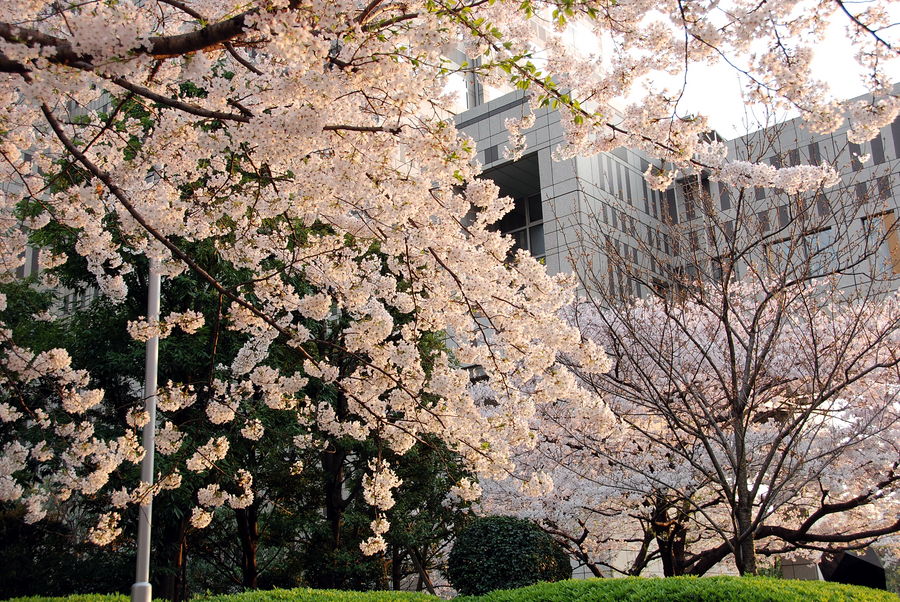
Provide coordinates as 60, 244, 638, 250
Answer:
455, 577, 899, 601
6, 577, 898, 602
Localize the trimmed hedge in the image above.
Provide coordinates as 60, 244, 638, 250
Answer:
5, 578, 897, 602
455, 576, 900, 601
447, 516, 572, 595
5, 592, 432, 602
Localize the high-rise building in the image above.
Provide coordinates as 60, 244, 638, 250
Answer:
456, 86, 900, 296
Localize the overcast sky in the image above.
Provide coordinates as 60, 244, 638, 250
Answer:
671, 15, 900, 138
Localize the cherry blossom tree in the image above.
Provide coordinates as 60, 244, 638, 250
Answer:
0, 0, 897, 551
483, 153, 900, 576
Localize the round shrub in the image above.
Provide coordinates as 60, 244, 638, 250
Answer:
447, 515, 572, 595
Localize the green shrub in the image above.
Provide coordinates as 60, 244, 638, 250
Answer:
447, 516, 572, 596
455, 576, 899, 601
5, 576, 897, 602
193, 589, 435, 601
5, 590, 433, 602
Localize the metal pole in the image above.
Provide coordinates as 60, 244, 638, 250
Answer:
132, 257, 160, 602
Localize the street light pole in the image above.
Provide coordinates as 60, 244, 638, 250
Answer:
132, 257, 161, 602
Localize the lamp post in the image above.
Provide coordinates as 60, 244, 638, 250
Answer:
132, 256, 160, 602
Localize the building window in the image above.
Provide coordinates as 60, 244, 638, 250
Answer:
777, 205, 790, 229
664, 189, 678, 224
681, 179, 698, 221
808, 142, 821, 165
497, 193, 545, 259
757, 210, 771, 233
719, 184, 731, 211
856, 182, 868, 203
871, 135, 885, 165
711, 255, 726, 282
816, 192, 831, 217
689, 230, 700, 252
625, 168, 633, 204
765, 228, 835, 276
849, 141, 863, 171
642, 180, 650, 215
863, 211, 900, 275
877, 175, 892, 200
892, 119, 900, 159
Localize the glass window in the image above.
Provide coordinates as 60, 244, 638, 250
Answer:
877, 175, 892, 200
527, 193, 542, 221
864, 211, 900, 275
642, 180, 650, 214
816, 193, 831, 217
849, 141, 863, 171
665, 189, 678, 224
871, 135, 885, 165
529, 223, 545, 256
625, 169, 633, 204
856, 182, 868, 203
808, 142, 821, 165
777, 205, 790, 229
892, 119, 900, 158
498, 193, 545, 259
765, 228, 834, 276
757, 210, 770, 233
719, 184, 731, 211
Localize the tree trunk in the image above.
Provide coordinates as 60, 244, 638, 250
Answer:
733, 443, 758, 575
733, 500, 758, 575
155, 514, 189, 602
318, 441, 348, 589
652, 497, 688, 577
408, 547, 436, 595
235, 502, 260, 589
732, 392, 758, 576
391, 545, 404, 590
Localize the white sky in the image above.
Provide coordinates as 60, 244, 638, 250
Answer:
449, 8, 900, 140
656, 16, 900, 138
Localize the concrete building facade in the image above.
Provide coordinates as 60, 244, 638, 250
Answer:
455, 87, 900, 296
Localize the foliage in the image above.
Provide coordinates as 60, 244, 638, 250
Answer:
7, 577, 898, 602
457, 577, 900, 601
0, 508, 133, 597
0, 0, 897, 590
482, 167, 900, 576
447, 516, 572, 596
0, 246, 473, 596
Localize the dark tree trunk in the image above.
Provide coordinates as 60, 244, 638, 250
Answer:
652, 497, 689, 577
408, 547, 436, 595
155, 514, 189, 602
733, 499, 758, 575
235, 502, 260, 589
317, 437, 348, 589
391, 545, 404, 590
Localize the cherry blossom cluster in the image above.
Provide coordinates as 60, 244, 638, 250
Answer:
0, 0, 894, 550
0, 292, 145, 541
483, 276, 900, 573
